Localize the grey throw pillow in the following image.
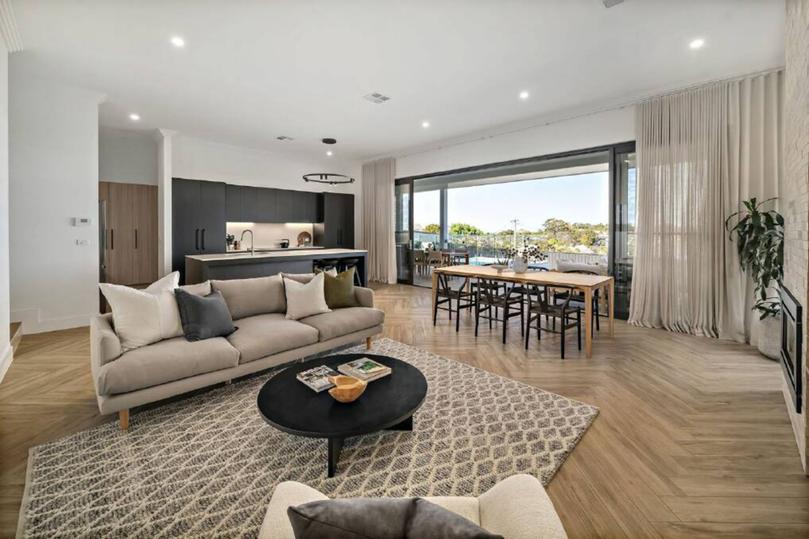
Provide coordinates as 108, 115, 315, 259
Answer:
288, 497, 502, 539
174, 289, 237, 341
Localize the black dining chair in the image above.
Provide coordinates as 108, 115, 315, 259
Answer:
475, 278, 524, 344
433, 273, 475, 332
553, 269, 607, 334
525, 285, 581, 358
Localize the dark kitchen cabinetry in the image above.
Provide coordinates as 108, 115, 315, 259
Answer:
226, 184, 320, 223
314, 192, 354, 248
172, 178, 226, 280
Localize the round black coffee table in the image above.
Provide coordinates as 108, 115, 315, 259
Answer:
257, 353, 428, 477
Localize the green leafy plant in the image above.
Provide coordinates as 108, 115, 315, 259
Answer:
725, 197, 784, 319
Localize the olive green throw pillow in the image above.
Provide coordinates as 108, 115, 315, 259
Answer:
321, 268, 358, 309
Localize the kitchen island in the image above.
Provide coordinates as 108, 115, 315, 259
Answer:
185, 248, 368, 285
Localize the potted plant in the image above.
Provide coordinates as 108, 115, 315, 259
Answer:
725, 197, 784, 359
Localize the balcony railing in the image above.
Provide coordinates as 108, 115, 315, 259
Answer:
412, 232, 607, 267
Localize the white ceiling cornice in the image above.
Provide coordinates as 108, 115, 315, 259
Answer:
0, 0, 22, 52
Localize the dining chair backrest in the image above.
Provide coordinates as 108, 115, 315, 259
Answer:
426, 250, 443, 264
413, 251, 426, 263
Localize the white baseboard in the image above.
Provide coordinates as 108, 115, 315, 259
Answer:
12, 308, 93, 334
0, 343, 12, 384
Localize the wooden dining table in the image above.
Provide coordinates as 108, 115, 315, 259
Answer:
432, 265, 614, 358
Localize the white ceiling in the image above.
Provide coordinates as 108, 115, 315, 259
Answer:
11, 0, 785, 160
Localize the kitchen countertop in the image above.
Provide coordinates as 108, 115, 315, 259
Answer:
186, 248, 367, 262
226, 246, 324, 254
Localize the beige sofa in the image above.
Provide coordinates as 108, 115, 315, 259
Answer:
90, 275, 384, 430
259, 474, 568, 539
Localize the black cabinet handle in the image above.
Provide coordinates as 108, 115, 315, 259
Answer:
195, 228, 199, 251
201, 228, 206, 251
134, 228, 138, 249
110, 229, 114, 250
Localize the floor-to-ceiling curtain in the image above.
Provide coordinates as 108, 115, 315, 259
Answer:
629, 70, 783, 341
720, 72, 782, 344
361, 157, 397, 283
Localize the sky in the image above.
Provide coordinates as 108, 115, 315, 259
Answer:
413, 172, 610, 233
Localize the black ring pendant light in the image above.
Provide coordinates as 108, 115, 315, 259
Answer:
302, 138, 355, 185
303, 173, 355, 185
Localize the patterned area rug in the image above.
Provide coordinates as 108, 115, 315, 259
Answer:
18, 338, 598, 538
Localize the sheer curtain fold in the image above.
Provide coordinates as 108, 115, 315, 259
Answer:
629, 71, 783, 341
361, 157, 398, 284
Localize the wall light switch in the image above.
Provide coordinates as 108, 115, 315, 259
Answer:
72, 217, 92, 227
76, 239, 89, 246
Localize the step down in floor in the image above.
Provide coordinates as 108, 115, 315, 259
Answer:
10, 322, 22, 354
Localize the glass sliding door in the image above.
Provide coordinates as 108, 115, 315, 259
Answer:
611, 145, 637, 319
395, 181, 413, 284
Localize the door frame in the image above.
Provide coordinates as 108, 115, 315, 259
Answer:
395, 178, 415, 285
395, 141, 636, 292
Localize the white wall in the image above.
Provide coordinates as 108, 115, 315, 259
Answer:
172, 135, 363, 246
0, 42, 9, 374
396, 107, 636, 178
10, 66, 103, 333
99, 126, 157, 185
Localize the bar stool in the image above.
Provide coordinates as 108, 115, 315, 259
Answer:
314, 259, 341, 273
338, 258, 363, 286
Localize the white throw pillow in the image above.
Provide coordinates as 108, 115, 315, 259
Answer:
99, 272, 183, 351
283, 272, 331, 320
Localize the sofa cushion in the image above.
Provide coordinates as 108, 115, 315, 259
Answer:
96, 336, 239, 395
322, 268, 359, 309
299, 307, 384, 342
284, 273, 331, 320
227, 313, 319, 364
281, 272, 316, 284
99, 271, 182, 351
175, 289, 237, 341
212, 275, 286, 319
287, 498, 500, 539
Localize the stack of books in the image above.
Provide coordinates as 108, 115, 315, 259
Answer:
296, 365, 339, 393
337, 357, 391, 382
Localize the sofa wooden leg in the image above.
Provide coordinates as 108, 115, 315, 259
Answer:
366, 337, 372, 350
119, 409, 129, 431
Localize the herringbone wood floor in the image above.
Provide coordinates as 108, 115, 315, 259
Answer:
1, 283, 808, 538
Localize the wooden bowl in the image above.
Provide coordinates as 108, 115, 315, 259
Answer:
328, 375, 367, 403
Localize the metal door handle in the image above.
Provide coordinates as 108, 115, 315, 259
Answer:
195, 228, 199, 251
110, 229, 114, 250
201, 228, 206, 251
134, 228, 138, 249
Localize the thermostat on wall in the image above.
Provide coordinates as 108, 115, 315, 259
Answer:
72, 217, 92, 227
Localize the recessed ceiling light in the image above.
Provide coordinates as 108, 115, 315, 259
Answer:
326, 150, 333, 157
519, 90, 530, 100
421, 120, 430, 128
129, 113, 140, 121
689, 38, 705, 50
170, 36, 186, 48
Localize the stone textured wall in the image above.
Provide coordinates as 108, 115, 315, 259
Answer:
783, 0, 809, 471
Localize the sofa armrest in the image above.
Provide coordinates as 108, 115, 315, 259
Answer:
90, 314, 122, 376
354, 286, 374, 308
259, 481, 329, 539
479, 474, 567, 539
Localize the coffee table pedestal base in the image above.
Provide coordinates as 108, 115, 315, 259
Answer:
326, 415, 414, 477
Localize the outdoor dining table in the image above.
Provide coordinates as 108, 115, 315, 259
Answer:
432, 264, 614, 358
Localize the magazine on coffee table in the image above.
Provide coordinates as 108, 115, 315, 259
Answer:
338, 358, 391, 382
296, 365, 339, 393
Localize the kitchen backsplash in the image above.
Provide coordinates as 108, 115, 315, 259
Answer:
226, 222, 315, 249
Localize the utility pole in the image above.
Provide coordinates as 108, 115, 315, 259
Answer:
509, 219, 519, 248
